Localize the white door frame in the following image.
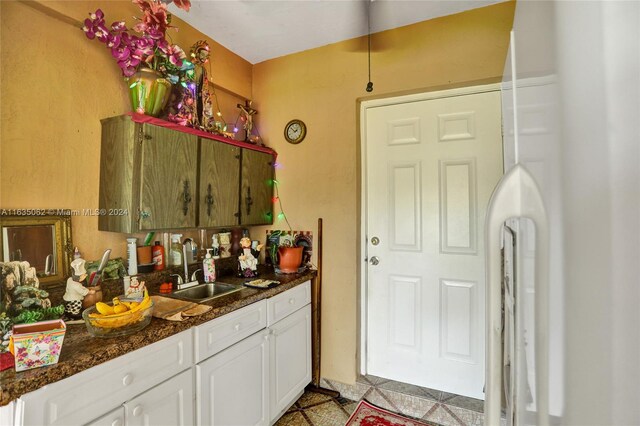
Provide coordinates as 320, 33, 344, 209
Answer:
358, 83, 502, 375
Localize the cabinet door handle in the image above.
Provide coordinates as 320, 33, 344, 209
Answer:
182, 180, 192, 216
122, 373, 133, 386
245, 186, 253, 216
205, 183, 214, 217
132, 405, 143, 417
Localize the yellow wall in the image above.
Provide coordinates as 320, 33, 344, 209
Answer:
1, 0, 514, 385
252, 2, 515, 384
0, 0, 252, 260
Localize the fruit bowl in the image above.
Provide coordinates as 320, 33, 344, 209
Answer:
82, 294, 154, 338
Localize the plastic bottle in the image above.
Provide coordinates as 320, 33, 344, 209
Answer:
170, 234, 183, 266
203, 249, 216, 283
126, 238, 138, 275
211, 234, 221, 259
152, 241, 165, 271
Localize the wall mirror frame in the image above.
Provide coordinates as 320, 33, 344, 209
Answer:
0, 212, 73, 286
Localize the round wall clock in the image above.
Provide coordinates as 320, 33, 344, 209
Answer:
284, 119, 307, 144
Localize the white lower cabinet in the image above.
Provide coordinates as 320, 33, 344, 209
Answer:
197, 329, 270, 426
16, 329, 193, 426
124, 369, 194, 426
269, 304, 312, 423
196, 283, 312, 426
9, 284, 312, 426
86, 407, 125, 426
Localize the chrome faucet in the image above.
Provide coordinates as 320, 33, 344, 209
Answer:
182, 238, 194, 284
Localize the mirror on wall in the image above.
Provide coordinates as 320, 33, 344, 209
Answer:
0, 211, 73, 286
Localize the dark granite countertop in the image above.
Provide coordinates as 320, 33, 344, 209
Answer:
0, 267, 316, 406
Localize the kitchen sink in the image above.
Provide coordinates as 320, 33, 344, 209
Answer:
170, 282, 243, 302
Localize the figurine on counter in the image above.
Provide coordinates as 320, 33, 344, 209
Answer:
237, 237, 263, 278
125, 276, 146, 299
63, 258, 95, 320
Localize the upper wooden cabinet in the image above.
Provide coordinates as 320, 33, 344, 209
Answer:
139, 124, 198, 230
99, 115, 274, 232
241, 149, 274, 225
199, 141, 241, 228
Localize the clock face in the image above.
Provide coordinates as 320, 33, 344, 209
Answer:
285, 119, 306, 144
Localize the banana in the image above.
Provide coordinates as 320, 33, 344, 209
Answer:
95, 302, 115, 315
89, 290, 152, 330
113, 304, 129, 314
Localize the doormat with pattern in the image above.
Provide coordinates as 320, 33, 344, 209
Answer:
345, 400, 434, 426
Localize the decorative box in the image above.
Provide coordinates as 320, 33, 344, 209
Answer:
9, 319, 66, 372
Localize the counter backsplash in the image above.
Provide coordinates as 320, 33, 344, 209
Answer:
46, 256, 242, 306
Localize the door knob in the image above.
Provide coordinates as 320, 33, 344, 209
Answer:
370, 256, 380, 266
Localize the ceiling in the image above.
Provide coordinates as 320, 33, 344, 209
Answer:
170, 0, 507, 64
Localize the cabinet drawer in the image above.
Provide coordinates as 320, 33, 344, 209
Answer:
18, 329, 193, 426
194, 299, 267, 362
267, 281, 311, 326
86, 407, 125, 426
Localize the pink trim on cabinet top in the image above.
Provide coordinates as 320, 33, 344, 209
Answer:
127, 112, 278, 159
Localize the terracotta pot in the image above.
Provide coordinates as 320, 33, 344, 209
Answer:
278, 246, 303, 273
128, 68, 172, 117
82, 286, 103, 309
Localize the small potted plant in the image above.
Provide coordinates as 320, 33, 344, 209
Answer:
267, 231, 303, 274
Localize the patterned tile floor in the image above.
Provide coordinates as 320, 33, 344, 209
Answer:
317, 375, 489, 426
275, 390, 443, 426
274, 391, 357, 425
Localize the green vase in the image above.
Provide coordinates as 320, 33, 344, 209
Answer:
128, 68, 172, 117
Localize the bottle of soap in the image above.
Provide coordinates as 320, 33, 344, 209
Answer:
152, 241, 165, 271
170, 234, 183, 267
203, 249, 216, 283
211, 234, 221, 259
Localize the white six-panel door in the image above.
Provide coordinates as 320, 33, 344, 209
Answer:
364, 89, 503, 399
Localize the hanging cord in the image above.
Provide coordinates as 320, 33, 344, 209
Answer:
366, 0, 373, 92
273, 179, 293, 232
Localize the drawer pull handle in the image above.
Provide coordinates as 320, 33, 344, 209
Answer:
289, 298, 295, 305
234, 323, 241, 331
122, 374, 133, 386
132, 405, 143, 417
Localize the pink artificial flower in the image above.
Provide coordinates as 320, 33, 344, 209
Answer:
111, 21, 127, 33
82, 9, 105, 40
106, 33, 121, 49
159, 43, 186, 67
111, 45, 131, 62
145, 26, 164, 40
173, 0, 191, 12
119, 56, 141, 77
133, 0, 169, 35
